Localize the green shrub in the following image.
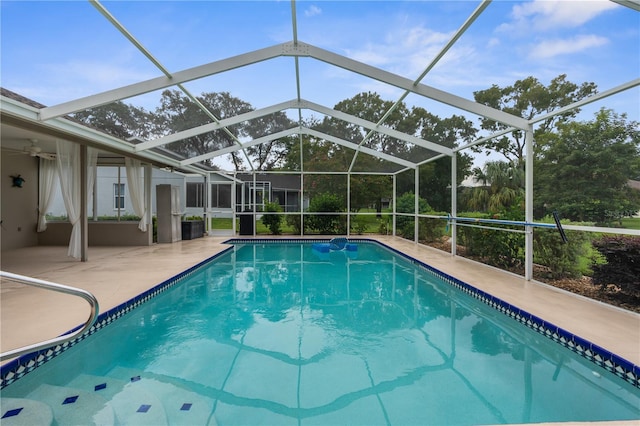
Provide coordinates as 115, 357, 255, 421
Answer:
420, 214, 447, 243
533, 218, 594, 279
262, 202, 283, 235
286, 214, 302, 234
306, 193, 345, 234
592, 235, 640, 294
457, 212, 524, 268
378, 217, 391, 235
351, 216, 368, 235
396, 192, 430, 239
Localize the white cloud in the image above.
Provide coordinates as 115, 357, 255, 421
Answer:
20, 60, 160, 106
346, 25, 453, 77
500, 0, 617, 33
487, 37, 500, 48
46, 60, 156, 88
529, 34, 609, 59
304, 5, 322, 18
348, 45, 392, 67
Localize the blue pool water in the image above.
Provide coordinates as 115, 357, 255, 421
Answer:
2, 240, 639, 425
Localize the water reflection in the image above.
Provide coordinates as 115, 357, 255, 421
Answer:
132, 243, 638, 424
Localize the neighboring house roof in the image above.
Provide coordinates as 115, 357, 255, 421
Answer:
460, 175, 485, 188
628, 180, 640, 191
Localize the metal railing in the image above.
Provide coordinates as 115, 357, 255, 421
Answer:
0, 271, 99, 362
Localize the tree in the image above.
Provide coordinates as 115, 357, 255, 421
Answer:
465, 161, 525, 214
473, 74, 598, 165
154, 90, 253, 169
328, 91, 415, 159
349, 175, 392, 214
300, 93, 421, 213
534, 109, 640, 223
408, 109, 476, 211
72, 101, 156, 140
244, 112, 295, 170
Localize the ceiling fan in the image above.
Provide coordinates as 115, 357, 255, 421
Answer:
10, 139, 57, 160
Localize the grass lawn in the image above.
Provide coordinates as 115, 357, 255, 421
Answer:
620, 217, 640, 230
210, 217, 235, 230
209, 210, 392, 235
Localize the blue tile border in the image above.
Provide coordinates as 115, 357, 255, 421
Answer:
2, 238, 638, 390
0, 247, 233, 389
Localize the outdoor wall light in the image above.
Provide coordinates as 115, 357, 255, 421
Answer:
10, 175, 25, 188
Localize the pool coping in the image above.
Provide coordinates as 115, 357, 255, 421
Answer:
1, 238, 638, 390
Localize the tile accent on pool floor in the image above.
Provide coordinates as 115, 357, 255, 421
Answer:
2, 407, 23, 418
62, 396, 78, 405
1, 239, 638, 391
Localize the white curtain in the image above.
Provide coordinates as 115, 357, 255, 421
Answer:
125, 158, 148, 231
56, 141, 81, 258
37, 158, 57, 232
55, 141, 98, 259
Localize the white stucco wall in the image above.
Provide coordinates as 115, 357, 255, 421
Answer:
0, 150, 39, 249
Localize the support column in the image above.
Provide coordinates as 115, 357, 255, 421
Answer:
92, 171, 98, 221
525, 126, 534, 280
144, 163, 153, 245
299, 134, 305, 236
414, 167, 419, 244
80, 145, 88, 262
300, 173, 304, 236
392, 174, 397, 236
204, 173, 209, 234
346, 173, 351, 236
232, 173, 237, 235
451, 153, 457, 256
252, 172, 257, 237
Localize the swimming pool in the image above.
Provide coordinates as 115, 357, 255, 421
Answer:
1, 239, 639, 425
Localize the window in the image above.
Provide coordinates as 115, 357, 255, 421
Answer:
114, 183, 125, 209
211, 184, 232, 208
186, 182, 204, 208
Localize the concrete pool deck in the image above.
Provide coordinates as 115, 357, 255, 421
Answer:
1, 235, 639, 373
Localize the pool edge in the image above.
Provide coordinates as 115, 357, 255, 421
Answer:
1, 238, 638, 390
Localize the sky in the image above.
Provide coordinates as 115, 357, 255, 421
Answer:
1, 0, 639, 169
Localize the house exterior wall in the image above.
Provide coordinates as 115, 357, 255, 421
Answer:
38, 222, 151, 246
1, 150, 39, 250
46, 167, 187, 218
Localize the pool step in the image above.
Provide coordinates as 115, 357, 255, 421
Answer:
66, 373, 168, 425
0, 397, 54, 425
1, 368, 217, 426
106, 366, 217, 425
26, 383, 116, 425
